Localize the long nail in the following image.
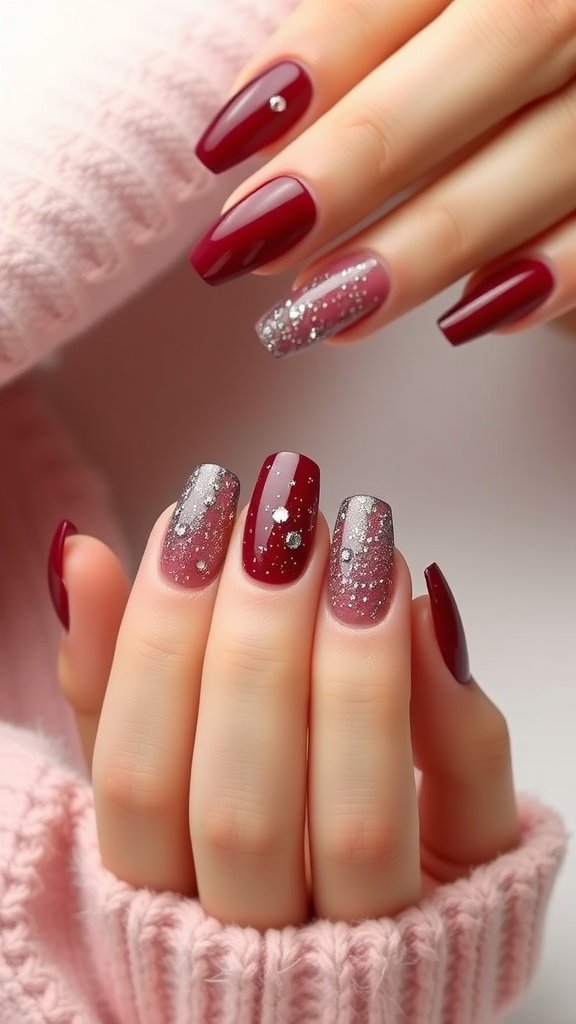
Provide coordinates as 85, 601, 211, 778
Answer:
161, 464, 240, 588
196, 61, 313, 174
243, 451, 320, 584
189, 176, 317, 285
437, 258, 554, 345
329, 496, 394, 626
424, 563, 470, 683
256, 253, 390, 357
48, 519, 78, 630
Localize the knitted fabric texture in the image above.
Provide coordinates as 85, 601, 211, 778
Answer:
0, 0, 297, 387
0, 725, 566, 1024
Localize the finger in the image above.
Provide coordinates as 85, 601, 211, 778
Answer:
411, 563, 519, 884
309, 498, 420, 921
190, 452, 325, 929
190, 0, 576, 284
437, 212, 576, 344
197, 0, 449, 172
256, 75, 576, 357
50, 522, 130, 770
91, 465, 240, 894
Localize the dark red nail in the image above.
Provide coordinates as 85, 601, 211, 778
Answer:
243, 452, 320, 584
437, 258, 554, 346
48, 520, 78, 630
189, 176, 317, 285
424, 563, 470, 683
160, 464, 239, 588
196, 61, 313, 173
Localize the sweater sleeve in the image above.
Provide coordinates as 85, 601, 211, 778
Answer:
0, 0, 297, 388
0, 721, 567, 1024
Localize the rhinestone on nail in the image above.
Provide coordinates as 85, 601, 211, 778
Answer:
285, 531, 302, 549
269, 94, 287, 113
340, 547, 353, 563
175, 523, 187, 537
272, 506, 290, 524
196, 560, 208, 573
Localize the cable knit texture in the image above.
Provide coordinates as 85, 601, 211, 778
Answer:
0, 0, 297, 386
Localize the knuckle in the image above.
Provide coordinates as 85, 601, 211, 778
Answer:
466, 708, 512, 778
323, 816, 404, 869
217, 631, 289, 687
335, 102, 398, 187
201, 804, 280, 862
96, 763, 172, 819
418, 200, 467, 270
130, 627, 189, 673
543, 83, 576, 166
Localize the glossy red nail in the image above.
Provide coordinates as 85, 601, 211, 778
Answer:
48, 519, 78, 630
196, 61, 313, 173
424, 562, 470, 683
243, 452, 320, 584
189, 176, 317, 285
437, 258, 554, 345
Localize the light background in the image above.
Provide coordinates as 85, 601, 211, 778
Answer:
39, 245, 575, 1022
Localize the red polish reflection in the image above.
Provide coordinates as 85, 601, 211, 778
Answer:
438, 258, 554, 345
242, 452, 320, 584
189, 176, 317, 285
196, 61, 313, 173
424, 562, 471, 684
47, 519, 78, 631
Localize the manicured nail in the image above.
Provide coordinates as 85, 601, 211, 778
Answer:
48, 519, 78, 630
424, 562, 471, 683
437, 258, 554, 345
161, 464, 240, 588
329, 496, 394, 626
243, 451, 320, 584
189, 176, 317, 285
196, 61, 313, 173
256, 253, 390, 357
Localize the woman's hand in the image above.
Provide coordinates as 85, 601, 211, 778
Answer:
50, 453, 518, 928
189, 0, 576, 353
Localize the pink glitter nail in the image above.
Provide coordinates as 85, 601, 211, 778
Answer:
160, 464, 239, 588
329, 496, 394, 626
256, 253, 390, 357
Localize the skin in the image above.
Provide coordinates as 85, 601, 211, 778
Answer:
212, 0, 576, 340
57, 503, 519, 929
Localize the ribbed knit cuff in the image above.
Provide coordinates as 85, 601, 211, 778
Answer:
0, 723, 566, 1024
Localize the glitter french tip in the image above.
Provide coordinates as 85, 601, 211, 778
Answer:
242, 451, 320, 584
195, 61, 313, 174
160, 464, 240, 588
48, 519, 78, 631
329, 496, 394, 626
437, 258, 554, 345
189, 176, 317, 286
255, 253, 391, 357
424, 563, 471, 684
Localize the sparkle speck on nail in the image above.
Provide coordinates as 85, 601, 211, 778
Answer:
340, 547, 353, 563
269, 94, 287, 113
285, 531, 302, 550
272, 506, 290, 524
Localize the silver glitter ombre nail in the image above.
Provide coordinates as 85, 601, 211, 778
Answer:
329, 496, 394, 626
160, 464, 239, 588
255, 253, 390, 357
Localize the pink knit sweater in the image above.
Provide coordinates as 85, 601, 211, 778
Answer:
0, 4, 568, 1022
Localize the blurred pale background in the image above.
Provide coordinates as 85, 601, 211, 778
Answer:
38, 233, 575, 1022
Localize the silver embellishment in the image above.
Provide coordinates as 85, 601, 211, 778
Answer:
174, 523, 187, 537
272, 506, 290, 524
196, 560, 208, 573
269, 94, 287, 113
340, 547, 353, 563
285, 531, 302, 549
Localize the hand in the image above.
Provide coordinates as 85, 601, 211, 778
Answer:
190, 0, 576, 354
50, 453, 518, 929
